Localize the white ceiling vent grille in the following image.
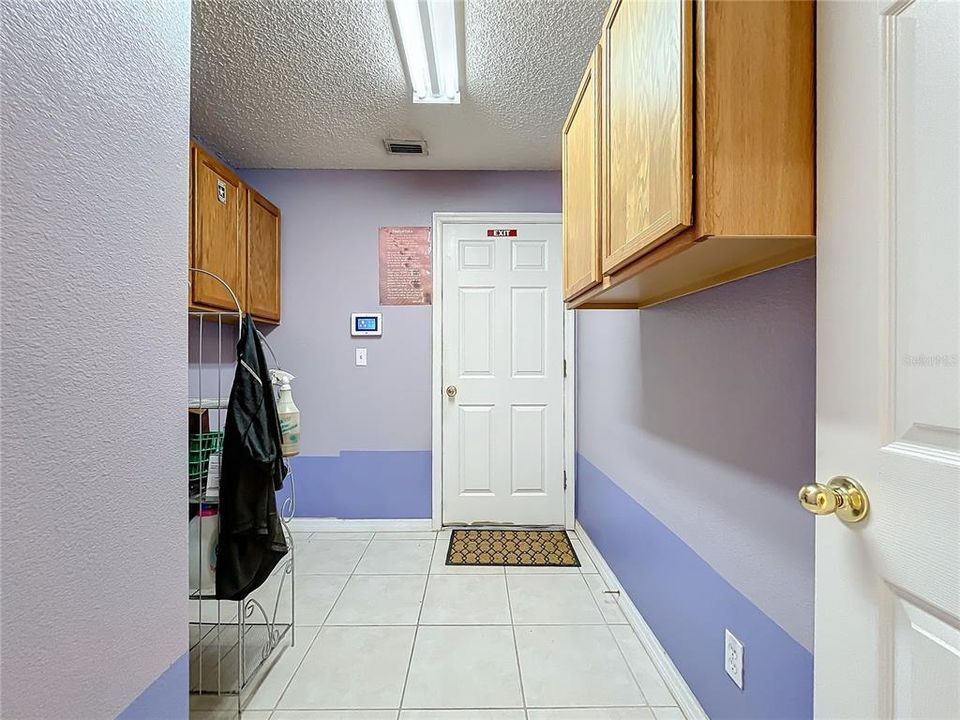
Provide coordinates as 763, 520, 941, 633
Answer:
384, 139, 428, 156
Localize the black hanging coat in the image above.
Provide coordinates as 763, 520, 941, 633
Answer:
216, 314, 289, 600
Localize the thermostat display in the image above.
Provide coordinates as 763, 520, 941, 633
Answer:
351, 313, 382, 336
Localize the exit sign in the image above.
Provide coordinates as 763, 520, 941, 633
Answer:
487, 229, 518, 237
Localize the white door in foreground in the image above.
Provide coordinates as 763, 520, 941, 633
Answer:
441, 221, 564, 526
816, 1, 959, 717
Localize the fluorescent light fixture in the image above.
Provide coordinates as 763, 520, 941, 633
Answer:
392, 0, 460, 104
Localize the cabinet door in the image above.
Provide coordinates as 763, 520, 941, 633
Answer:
245, 188, 281, 323
602, 0, 692, 274
562, 46, 603, 301
191, 146, 245, 311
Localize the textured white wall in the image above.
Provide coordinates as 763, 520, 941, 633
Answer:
1, 2, 190, 717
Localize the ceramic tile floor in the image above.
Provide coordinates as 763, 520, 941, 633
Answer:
190, 529, 685, 720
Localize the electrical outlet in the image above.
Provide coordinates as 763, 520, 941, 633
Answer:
355, 348, 367, 367
725, 628, 744, 689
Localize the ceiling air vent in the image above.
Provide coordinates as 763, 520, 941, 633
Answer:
384, 139, 428, 156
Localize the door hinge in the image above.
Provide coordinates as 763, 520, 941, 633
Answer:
563, 359, 567, 378
563, 470, 568, 490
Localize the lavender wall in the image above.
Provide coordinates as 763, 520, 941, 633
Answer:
1, 3, 190, 718
576, 260, 816, 718
238, 169, 561, 517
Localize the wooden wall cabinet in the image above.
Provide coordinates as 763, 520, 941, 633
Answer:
602, 0, 693, 275
245, 188, 281, 323
562, 46, 603, 301
191, 144, 246, 312
564, 0, 815, 309
189, 143, 281, 323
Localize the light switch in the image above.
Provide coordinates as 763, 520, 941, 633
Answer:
355, 348, 367, 367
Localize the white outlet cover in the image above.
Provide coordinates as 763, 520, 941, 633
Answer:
725, 628, 744, 689
355, 348, 367, 366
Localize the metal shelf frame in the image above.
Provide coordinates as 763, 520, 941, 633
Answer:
188, 268, 295, 717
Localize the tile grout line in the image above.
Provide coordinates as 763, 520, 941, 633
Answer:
590, 583, 653, 713
573, 531, 653, 708
268, 533, 377, 714
607, 622, 652, 706
569, 565, 608, 625
290, 621, 611, 628
572, 535, 600, 577
298, 572, 432, 577
574, 529, 684, 711
264, 532, 662, 719
260, 625, 324, 716
349, 533, 378, 575
503, 571, 529, 719
576, 539, 620, 624
395, 531, 440, 719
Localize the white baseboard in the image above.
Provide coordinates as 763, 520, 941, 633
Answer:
575, 521, 709, 720
287, 518, 434, 533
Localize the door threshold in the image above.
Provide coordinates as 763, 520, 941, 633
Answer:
442, 522, 568, 531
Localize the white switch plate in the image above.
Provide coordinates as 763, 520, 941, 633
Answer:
725, 628, 744, 689
355, 348, 367, 367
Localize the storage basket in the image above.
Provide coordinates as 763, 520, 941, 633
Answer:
189, 431, 223, 490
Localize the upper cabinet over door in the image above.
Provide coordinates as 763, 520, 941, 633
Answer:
191, 144, 245, 311
602, 0, 692, 275
562, 46, 603, 302
246, 188, 281, 323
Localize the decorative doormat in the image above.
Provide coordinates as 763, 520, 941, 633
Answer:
446, 528, 580, 567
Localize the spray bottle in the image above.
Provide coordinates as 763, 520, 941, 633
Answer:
270, 369, 300, 457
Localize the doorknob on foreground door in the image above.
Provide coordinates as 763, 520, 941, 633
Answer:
798, 476, 870, 523
446, 385, 458, 398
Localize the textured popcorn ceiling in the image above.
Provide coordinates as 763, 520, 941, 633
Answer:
191, 0, 608, 169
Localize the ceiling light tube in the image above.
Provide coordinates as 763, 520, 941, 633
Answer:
392, 0, 460, 104
393, 0, 431, 101
426, 0, 459, 103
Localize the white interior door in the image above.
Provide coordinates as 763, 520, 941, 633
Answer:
440, 220, 565, 526
817, 1, 959, 717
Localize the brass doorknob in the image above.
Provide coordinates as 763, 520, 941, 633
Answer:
445, 385, 458, 398
798, 476, 869, 523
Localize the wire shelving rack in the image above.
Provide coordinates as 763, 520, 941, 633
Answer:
188, 268, 295, 716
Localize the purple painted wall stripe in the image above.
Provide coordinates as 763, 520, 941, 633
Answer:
278, 450, 432, 519
115, 653, 188, 720
577, 454, 813, 720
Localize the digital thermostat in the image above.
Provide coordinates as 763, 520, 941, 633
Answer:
351, 313, 382, 336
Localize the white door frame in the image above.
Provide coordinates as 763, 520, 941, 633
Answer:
431, 212, 575, 530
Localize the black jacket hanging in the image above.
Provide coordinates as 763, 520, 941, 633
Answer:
216, 313, 289, 600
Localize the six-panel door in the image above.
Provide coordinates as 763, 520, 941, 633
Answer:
816, 1, 960, 716
602, 0, 693, 274
441, 223, 565, 526
562, 46, 603, 302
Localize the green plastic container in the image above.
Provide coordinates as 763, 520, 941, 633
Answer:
189, 431, 223, 488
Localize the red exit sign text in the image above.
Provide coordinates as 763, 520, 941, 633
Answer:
487, 229, 517, 237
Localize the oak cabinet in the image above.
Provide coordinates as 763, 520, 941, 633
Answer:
602, 0, 692, 274
564, 0, 815, 309
562, 46, 603, 301
245, 188, 281, 323
191, 145, 246, 312
189, 143, 282, 323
